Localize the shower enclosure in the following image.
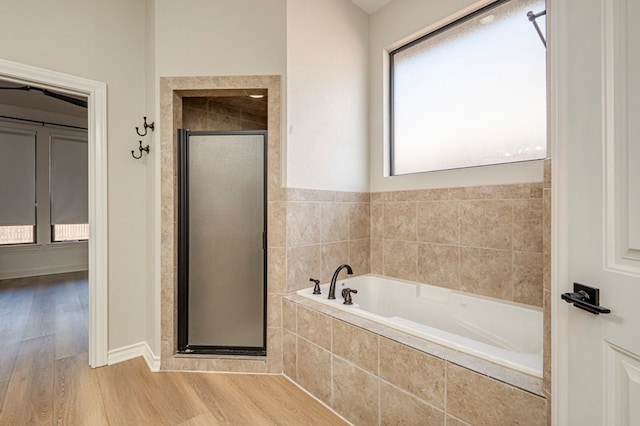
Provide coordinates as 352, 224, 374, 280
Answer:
177, 130, 267, 355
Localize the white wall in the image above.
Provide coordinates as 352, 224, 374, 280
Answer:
369, 0, 544, 192
146, 0, 161, 359
150, 0, 287, 355
0, 241, 87, 280
286, 0, 369, 192
0, 0, 149, 351
154, 0, 287, 77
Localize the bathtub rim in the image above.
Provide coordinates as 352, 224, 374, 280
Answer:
296, 274, 543, 375
301, 273, 544, 313
289, 274, 544, 396
284, 293, 543, 397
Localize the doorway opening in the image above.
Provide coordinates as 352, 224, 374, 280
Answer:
176, 91, 268, 356
160, 76, 283, 372
177, 130, 267, 356
0, 59, 108, 367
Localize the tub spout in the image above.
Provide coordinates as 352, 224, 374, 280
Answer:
328, 264, 353, 300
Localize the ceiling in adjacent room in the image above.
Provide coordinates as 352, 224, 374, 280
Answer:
349, 0, 394, 14
0, 80, 87, 118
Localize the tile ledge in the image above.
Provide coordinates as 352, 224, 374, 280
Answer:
284, 295, 543, 397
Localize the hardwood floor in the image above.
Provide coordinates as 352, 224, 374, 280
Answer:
0, 273, 347, 425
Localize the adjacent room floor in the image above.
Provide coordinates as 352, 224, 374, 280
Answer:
0, 272, 346, 425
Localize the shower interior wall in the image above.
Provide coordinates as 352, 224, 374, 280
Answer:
182, 96, 268, 131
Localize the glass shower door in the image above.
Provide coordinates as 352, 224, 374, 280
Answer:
178, 130, 266, 355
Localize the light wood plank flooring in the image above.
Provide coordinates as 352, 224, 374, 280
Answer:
0, 272, 346, 425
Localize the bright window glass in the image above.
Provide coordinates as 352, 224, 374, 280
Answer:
52, 223, 89, 242
50, 135, 88, 243
0, 226, 35, 245
390, 0, 546, 175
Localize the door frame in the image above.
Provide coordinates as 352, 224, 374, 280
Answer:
548, 0, 616, 422
0, 58, 109, 368
548, 0, 571, 422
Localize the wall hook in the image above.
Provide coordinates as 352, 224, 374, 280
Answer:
136, 116, 155, 137
131, 140, 150, 159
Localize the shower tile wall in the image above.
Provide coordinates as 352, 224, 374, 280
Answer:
160, 76, 284, 374
371, 182, 544, 307
284, 189, 371, 293
281, 183, 549, 424
542, 159, 552, 425
182, 96, 267, 131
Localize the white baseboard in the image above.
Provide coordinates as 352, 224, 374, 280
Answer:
108, 341, 160, 372
0, 264, 88, 280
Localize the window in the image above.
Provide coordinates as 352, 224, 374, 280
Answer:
0, 123, 88, 246
52, 224, 89, 242
390, 0, 546, 175
0, 128, 36, 245
0, 226, 35, 245
50, 135, 88, 242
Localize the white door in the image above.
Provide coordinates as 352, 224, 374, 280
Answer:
555, 0, 640, 424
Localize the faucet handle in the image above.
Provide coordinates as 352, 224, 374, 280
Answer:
341, 288, 358, 305
310, 278, 321, 295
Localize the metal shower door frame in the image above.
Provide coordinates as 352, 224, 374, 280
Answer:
176, 129, 267, 356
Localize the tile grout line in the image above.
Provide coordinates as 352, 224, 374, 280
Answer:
330, 314, 334, 409
376, 334, 381, 425
444, 360, 448, 419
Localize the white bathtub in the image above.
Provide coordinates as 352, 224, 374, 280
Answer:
297, 274, 543, 377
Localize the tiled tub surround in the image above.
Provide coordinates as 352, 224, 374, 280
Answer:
542, 159, 552, 424
283, 188, 371, 293
283, 295, 546, 426
297, 275, 542, 377
370, 183, 544, 308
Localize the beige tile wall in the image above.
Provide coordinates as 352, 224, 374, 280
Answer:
283, 296, 546, 425
182, 97, 267, 131
161, 81, 552, 426
160, 76, 285, 373
284, 189, 370, 293
371, 183, 544, 307
542, 159, 552, 424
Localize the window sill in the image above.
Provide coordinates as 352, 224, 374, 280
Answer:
0, 243, 41, 253
0, 241, 88, 253
47, 241, 88, 250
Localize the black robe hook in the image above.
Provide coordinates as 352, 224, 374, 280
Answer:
131, 140, 150, 159
136, 116, 155, 137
